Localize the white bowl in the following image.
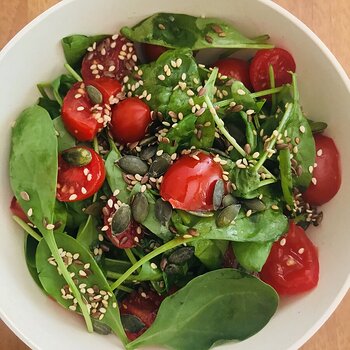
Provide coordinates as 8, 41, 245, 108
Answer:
0, 0, 349, 349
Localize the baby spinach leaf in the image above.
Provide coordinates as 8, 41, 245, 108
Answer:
51, 74, 76, 105
53, 200, 67, 234
127, 269, 278, 350
231, 167, 261, 199
65, 199, 91, 232
121, 13, 273, 50
232, 241, 273, 272
53, 116, 76, 152
105, 258, 131, 275
37, 97, 61, 119
76, 215, 99, 252
61, 34, 108, 68
190, 110, 215, 149
36, 233, 128, 345
279, 148, 294, 206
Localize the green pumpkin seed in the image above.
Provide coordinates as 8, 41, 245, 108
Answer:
168, 247, 194, 264
111, 205, 131, 234
216, 204, 241, 228
148, 154, 171, 177
242, 198, 266, 212
164, 263, 182, 275
155, 199, 172, 225
86, 85, 103, 104
140, 145, 157, 161
92, 320, 112, 335
222, 194, 239, 207
121, 314, 146, 333
308, 120, 327, 134
116, 156, 149, 175
188, 211, 214, 217
61, 147, 92, 167
213, 179, 225, 210
131, 192, 149, 223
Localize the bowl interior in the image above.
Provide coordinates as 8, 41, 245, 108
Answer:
0, 1, 349, 349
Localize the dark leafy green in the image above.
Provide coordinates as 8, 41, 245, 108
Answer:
37, 97, 60, 119
76, 215, 99, 252
53, 117, 76, 152
279, 148, 294, 206
51, 74, 76, 105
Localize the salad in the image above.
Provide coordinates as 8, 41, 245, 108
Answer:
9, 13, 341, 350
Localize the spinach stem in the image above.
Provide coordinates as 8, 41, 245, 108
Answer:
64, 63, 83, 82
257, 178, 277, 188
93, 137, 99, 153
36, 83, 51, 99
269, 65, 277, 114
253, 103, 294, 172
250, 86, 282, 99
113, 284, 133, 293
110, 237, 194, 291
12, 216, 42, 242
124, 248, 140, 273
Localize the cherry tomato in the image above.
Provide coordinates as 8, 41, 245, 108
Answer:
214, 58, 252, 90
260, 221, 319, 295
81, 35, 137, 82
142, 43, 168, 62
160, 152, 224, 211
303, 134, 341, 206
86, 77, 122, 105
56, 146, 105, 202
120, 290, 163, 340
249, 48, 296, 91
110, 98, 152, 144
61, 82, 111, 141
102, 195, 144, 249
10, 197, 29, 223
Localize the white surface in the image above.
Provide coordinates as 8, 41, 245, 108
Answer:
0, 0, 349, 349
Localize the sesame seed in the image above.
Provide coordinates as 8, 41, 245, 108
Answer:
293, 145, 299, 154
280, 238, 286, 246
312, 177, 317, 185
81, 187, 87, 194
27, 208, 33, 217
146, 94, 152, 101
252, 152, 260, 159
150, 263, 158, 269
112, 302, 117, 308
20, 191, 30, 201
187, 89, 195, 96
136, 226, 142, 235
286, 258, 296, 266
237, 89, 246, 96
158, 23, 165, 30
87, 174, 92, 181
77, 106, 85, 111
183, 234, 193, 239
46, 223, 55, 230
181, 73, 187, 81
246, 209, 252, 217
308, 166, 314, 174
79, 270, 87, 277
176, 58, 182, 67
69, 305, 77, 311
246, 109, 255, 115
84, 263, 90, 269
140, 184, 147, 193
158, 74, 166, 81
48, 260, 57, 266
271, 205, 279, 210
299, 125, 306, 133
69, 194, 77, 201
317, 149, 323, 157
192, 155, 200, 161
73, 253, 79, 260
108, 65, 116, 72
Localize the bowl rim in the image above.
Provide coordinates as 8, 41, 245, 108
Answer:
0, 0, 349, 349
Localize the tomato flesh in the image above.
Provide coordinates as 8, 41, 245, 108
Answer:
214, 58, 252, 90
249, 48, 296, 91
110, 97, 152, 144
10, 197, 29, 223
160, 152, 224, 211
142, 43, 168, 62
260, 221, 319, 295
56, 146, 105, 202
81, 35, 136, 82
303, 134, 341, 206
86, 77, 122, 105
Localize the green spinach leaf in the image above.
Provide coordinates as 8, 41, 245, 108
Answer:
53, 116, 76, 152
279, 148, 294, 206
37, 97, 61, 119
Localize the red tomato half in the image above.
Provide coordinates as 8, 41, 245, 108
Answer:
62, 82, 111, 141
303, 134, 341, 206
10, 197, 29, 223
110, 98, 152, 144
142, 43, 168, 62
56, 146, 105, 202
120, 290, 163, 340
214, 58, 252, 90
87, 77, 122, 105
260, 221, 319, 295
160, 152, 224, 211
249, 48, 296, 91
81, 35, 137, 82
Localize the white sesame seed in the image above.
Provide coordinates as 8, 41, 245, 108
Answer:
79, 270, 87, 277
299, 125, 306, 133
69, 305, 77, 311
246, 209, 252, 217
181, 73, 187, 81
84, 263, 90, 269
108, 65, 116, 72
158, 74, 166, 81
81, 187, 87, 194
20, 191, 30, 201
156, 150, 164, 156
73, 253, 79, 260
271, 204, 279, 210
252, 152, 260, 159
176, 58, 183, 67
237, 89, 246, 96
69, 194, 78, 201
246, 109, 255, 115
46, 223, 55, 230
99, 307, 107, 314
150, 263, 157, 269
77, 106, 85, 111
298, 248, 305, 254
87, 174, 92, 181
146, 94, 152, 101
48, 260, 57, 266
317, 149, 323, 157
140, 184, 147, 193
27, 208, 33, 217
280, 238, 286, 246
178, 81, 187, 90
165, 68, 171, 77
308, 166, 314, 174
293, 146, 299, 154
311, 177, 317, 185
187, 89, 195, 96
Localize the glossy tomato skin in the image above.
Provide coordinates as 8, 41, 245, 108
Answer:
61, 82, 110, 141
143, 43, 168, 62
303, 134, 341, 206
160, 152, 224, 211
81, 35, 136, 82
214, 58, 252, 90
120, 290, 163, 340
56, 146, 105, 202
110, 98, 152, 144
10, 197, 29, 223
260, 221, 319, 295
249, 48, 296, 91
86, 77, 122, 104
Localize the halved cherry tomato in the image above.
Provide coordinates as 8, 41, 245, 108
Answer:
110, 97, 152, 144
160, 152, 224, 211
86, 77, 122, 105
303, 134, 341, 206
120, 290, 163, 340
249, 48, 296, 91
56, 146, 105, 202
142, 43, 168, 62
81, 35, 136, 82
102, 195, 144, 249
260, 221, 319, 295
213, 58, 252, 90
10, 197, 29, 223
61, 82, 111, 141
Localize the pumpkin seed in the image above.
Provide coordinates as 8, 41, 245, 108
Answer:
164, 263, 182, 275
86, 85, 103, 104
188, 211, 214, 217
216, 204, 241, 228
116, 156, 149, 175
168, 247, 194, 264
222, 194, 239, 207
131, 192, 149, 223
213, 179, 225, 210
121, 314, 146, 333
92, 320, 111, 335
61, 147, 92, 167
155, 199, 172, 225
84, 201, 105, 216
205, 147, 229, 158
242, 198, 266, 212
308, 120, 327, 134
111, 205, 131, 234
140, 145, 157, 160
139, 135, 157, 147
148, 154, 171, 177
